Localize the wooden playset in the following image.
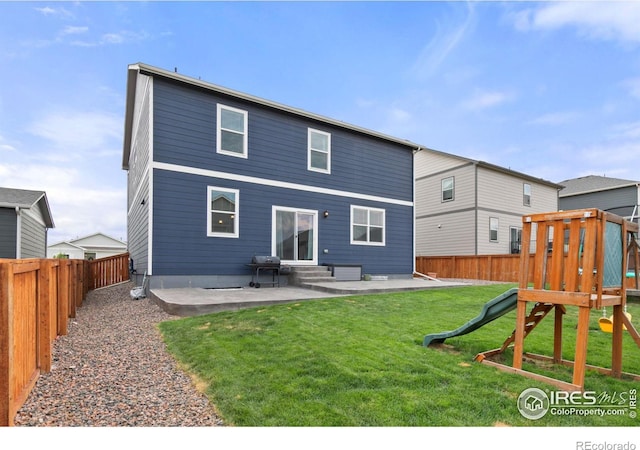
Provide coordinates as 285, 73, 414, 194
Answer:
475, 208, 640, 391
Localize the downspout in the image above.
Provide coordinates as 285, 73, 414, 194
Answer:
412, 147, 420, 277
474, 163, 478, 255
411, 147, 441, 282
636, 183, 640, 224
15, 206, 21, 259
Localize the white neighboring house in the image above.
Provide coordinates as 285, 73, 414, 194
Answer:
415, 148, 561, 256
47, 232, 127, 260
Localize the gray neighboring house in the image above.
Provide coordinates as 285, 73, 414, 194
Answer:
558, 175, 640, 222
0, 187, 55, 259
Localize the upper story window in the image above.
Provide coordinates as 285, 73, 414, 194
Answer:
523, 183, 531, 206
490, 217, 499, 242
351, 205, 385, 246
442, 177, 454, 202
207, 186, 239, 238
308, 128, 331, 173
217, 104, 248, 158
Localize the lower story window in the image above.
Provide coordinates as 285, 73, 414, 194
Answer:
207, 186, 239, 238
351, 205, 385, 245
510, 226, 521, 253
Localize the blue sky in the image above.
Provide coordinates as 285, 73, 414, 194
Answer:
1, 1, 640, 246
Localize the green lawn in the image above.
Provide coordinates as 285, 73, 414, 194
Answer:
158, 284, 640, 426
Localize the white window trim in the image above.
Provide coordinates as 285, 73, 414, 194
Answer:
207, 186, 239, 238
350, 205, 386, 246
441, 176, 454, 202
216, 104, 248, 159
523, 183, 531, 207
490, 217, 499, 243
307, 128, 331, 174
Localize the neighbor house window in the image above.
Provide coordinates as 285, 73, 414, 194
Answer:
207, 187, 239, 238
490, 217, 499, 242
523, 183, 531, 206
510, 226, 521, 254
217, 104, 248, 158
351, 205, 385, 246
308, 128, 331, 173
442, 177, 454, 202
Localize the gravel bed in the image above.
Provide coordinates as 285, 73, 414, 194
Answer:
14, 281, 224, 427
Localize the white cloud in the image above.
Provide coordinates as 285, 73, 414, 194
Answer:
461, 89, 514, 111
389, 107, 412, 124
28, 111, 121, 156
0, 134, 17, 152
70, 30, 151, 47
7, 109, 128, 242
0, 162, 126, 243
582, 140, 640, 168
609, 121, 640, 140
512, 2, 640, 44
527, 111, 581, 126
411, 3, 475, 79
60, 26, 89, 36
622, 77, 640, 100
35, 7, 57, 16
0, 144, 16, 152
34, 6, 74, 19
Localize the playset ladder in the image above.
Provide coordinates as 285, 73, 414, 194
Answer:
498, 302, 559, 353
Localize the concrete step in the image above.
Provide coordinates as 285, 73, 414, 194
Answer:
289, 266, 330, 272
288, 266, 335, 285
296, 274, 336, 280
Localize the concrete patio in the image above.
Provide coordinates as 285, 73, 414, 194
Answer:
149, 278, 471, 316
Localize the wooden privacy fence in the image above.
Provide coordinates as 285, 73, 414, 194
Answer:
89, 252, 130, 290
416, 254, 639, 289
417, 254, 524, 282
1, 253, 129, 426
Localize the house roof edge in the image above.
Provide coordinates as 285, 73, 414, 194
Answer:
122, 62, 424, 169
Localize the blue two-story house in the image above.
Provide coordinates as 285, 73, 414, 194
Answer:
122, 63, 420, 289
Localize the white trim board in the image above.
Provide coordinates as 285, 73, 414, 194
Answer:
152, 161, 414, 208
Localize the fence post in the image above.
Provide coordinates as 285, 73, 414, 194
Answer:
57, 260, 69, 336
68, 262, 76, 319
0, 262, 12, 426
75, 261, 83, 308
37, 260, 51, 374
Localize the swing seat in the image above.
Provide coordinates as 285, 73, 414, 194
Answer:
599, 312, 632, 333
599, 317, 613, 333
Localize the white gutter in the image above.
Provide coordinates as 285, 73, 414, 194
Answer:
411, 147, 440, 281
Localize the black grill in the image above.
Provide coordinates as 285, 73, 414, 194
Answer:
247, 256, 281, 288
251, 255, 281, 266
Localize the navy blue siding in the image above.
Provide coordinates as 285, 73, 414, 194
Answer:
152, 169, 413, 276
152, 78, 414, 202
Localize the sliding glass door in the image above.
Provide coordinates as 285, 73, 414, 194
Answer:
273, 207, 317, 265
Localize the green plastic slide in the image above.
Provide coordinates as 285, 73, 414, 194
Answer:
423, 288, 519, 347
